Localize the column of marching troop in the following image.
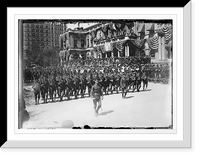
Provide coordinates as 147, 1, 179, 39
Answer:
30, 61, 170, 105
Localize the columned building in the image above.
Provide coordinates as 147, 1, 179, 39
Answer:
59, 21, 172, 65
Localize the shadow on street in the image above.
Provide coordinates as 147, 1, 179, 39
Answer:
99, 110, 114, 116
124, 96, 134, 99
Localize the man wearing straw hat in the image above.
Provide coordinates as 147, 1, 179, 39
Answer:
90, 79, 104, 117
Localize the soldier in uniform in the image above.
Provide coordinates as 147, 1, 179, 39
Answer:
130, 72, 136, 92
101, 73, 108, 95
90, 79, 104, 117
157, 64, 161, 83
126, 72, 132, 92
54, 74, 59, 99
48, 75, 55, 102
86, 74, 93, 97
73, 75, 80, 99
32, 79, 40, 105
104, 73, 110, 95
154, 64, 159, 83
40, 76, 49, 103
58, 75, 66, 101
115, 73, 121, 93
136, 70, 141, 92
165, 63, 170, 84
98, 73, 104, 89
109, 73, 115, 94
120, 73, 128, 98
141, 71, 148, 91
150, 64, 155, 82
66, 75, 73, 100
79, 74, 87, 98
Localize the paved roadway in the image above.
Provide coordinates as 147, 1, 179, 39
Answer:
22, 82, 172, 129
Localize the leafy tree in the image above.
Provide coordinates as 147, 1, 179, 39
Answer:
24, 43, 42, 67
24, 43, 60, 68
42, 46, 60, 67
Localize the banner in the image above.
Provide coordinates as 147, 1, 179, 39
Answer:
104, 42, 113, 52
160, 24, 172, 41
150, 34, 159, 50
115, 40, 125, 52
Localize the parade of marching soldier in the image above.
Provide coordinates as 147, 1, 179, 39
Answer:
19, 19, 173, 129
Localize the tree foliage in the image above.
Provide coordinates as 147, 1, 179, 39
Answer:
24, 44, 60, 68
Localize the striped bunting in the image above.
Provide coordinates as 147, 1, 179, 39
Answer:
150, 34, 159, 50
160, 25, 172, 41
115, 40, 125, 52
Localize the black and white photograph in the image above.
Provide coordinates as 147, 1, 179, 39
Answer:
4, 2, 193, 150
19, 19, 173, 130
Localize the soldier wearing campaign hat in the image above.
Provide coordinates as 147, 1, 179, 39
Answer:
90, 79, 104, 117
120, 73, 128, 98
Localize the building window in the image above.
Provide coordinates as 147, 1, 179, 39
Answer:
81, 39, 84, 48
74, 39, 77, 48
87, 39, 89, 48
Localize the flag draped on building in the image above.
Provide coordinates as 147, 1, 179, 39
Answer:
150, 34, 159, 50
115, 40, 124, 52
104, 42, 113, 52
130, 39, 141, 48
160, 24, 172, 41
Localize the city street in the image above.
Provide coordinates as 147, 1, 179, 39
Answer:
23, 82, 172, 129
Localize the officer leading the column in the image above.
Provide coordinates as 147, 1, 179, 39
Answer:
90, 79, 104, 117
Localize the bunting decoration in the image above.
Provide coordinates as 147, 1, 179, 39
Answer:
115, 40, 124, 52
130, 39, 141, 48
137, 39, 146, 49
104, 42, 113, 52
160, 24, 172, 41
149, 34, 159, 50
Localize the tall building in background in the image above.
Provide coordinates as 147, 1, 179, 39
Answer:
51, 22, 68, 48
22, 21, 67, 51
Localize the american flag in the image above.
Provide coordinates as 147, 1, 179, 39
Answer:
160, 24, 172, 41
115, 40, 124, 52
150, 34, 159, 50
